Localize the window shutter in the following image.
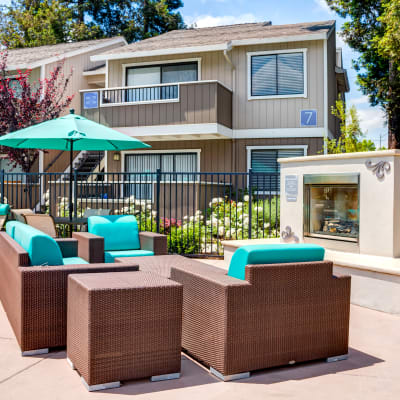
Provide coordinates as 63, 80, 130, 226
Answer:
277, 148, 305, 159
251, 150, 279, 173
251, 55, 277, 96
250, 149, 305, 192
250, 52, 304, 97
277, 53, 304, 95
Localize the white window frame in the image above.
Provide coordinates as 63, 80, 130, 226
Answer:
121, 149, 201, 177
246, 145, 308, 194
247, 48, 308, 100
120, 149, 201, 199
121, 58, 202, 87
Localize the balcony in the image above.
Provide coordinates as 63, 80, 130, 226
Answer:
80, 81, 232, 135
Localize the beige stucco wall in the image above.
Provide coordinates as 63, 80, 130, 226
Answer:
107, 39, 326, 131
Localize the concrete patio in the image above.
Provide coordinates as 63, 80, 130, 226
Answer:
1, 295, 399, 399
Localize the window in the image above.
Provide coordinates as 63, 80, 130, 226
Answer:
125, 62, 198, 102
124, 152, 199, 199
249, 147, 306, 192
8, 78, 23, 98
0, 156, 24, 182
249, 50, 306, 99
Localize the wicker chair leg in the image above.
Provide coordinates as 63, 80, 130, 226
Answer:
326, 354, 349, 363
82, 379, 121, 392
210, 367, 250, 382
150, 373, 180, 382
21, 348, 49, 357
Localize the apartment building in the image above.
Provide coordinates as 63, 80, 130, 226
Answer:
79, 20, 348, 189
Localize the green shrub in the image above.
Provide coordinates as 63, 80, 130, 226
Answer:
54, 194, 280, 255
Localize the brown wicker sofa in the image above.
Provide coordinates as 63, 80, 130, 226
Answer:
172, 259, 351, 380
125, 255, 351, 381
0, 232, 139, 355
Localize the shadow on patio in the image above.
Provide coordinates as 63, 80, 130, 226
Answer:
79, 347, 382, 396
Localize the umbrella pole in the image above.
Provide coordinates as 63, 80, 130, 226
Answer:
69, 140, 73, 223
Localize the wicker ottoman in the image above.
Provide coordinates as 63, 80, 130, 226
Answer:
67, 271, 183, 391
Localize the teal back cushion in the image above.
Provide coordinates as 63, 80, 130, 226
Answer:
13, 222, 63, 266
0, 203, 10, 216
228, 244, 325, 281
88, 215, 140, 251
6, 221, 19, 238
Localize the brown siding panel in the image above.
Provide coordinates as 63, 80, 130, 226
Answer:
82, 82, 232, 129
107, 137, 322, 174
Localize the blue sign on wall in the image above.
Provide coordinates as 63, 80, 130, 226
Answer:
83, 92, 99, 109
300, 109, 317, 127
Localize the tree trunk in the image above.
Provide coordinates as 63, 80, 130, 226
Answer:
77, 0, 84, 23
388, 60, 400, 149
143, 0, 149, 35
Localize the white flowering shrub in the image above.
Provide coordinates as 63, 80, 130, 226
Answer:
52, 194, 279, 256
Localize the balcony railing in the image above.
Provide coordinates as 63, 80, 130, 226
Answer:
80, 80, 233, 129
101, 83, 179, 106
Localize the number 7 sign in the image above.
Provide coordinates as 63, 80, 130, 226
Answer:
300, 109, 317, 127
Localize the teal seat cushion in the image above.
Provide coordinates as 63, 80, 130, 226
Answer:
6, 221, 20, 238
13, 222, 64, 266
88, 215, 141, 251
0, 203, 10, 216
104, 249, 154, 263
62, 257, 89, 265
228, 244, 325, 281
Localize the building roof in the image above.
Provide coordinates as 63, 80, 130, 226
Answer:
92, 20, 335, 61
83, 64, 107, 75
6, 37, 126, 70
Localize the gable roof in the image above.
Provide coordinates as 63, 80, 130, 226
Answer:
92, 20, 335, 61
6, 37, 127, 70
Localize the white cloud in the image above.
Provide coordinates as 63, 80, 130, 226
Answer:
349, 96, 369, 106
185, 13, 258, 28
357, 107, 386, 133
313, 0, 334, 14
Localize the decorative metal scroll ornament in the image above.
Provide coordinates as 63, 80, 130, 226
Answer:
281, 226, 299, 243
365, 160, 391, 180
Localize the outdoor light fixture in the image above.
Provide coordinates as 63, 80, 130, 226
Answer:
113, 152, 121, 162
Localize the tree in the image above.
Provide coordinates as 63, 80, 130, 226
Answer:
375, 0, 400, 63
0, 0, 185, 47
0, 49, 73, 171
327, 1, 400, 149
325, 97, 376, 154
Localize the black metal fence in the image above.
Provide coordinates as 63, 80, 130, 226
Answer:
0, 170, 280, 257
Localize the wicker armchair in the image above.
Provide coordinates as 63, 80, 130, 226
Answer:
169, 258, 351, 380
0, 232, 139, 355
22, 213, 58, 237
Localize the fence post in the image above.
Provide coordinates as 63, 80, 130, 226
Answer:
73, 170, 78, 220
155, 168, 161, 233
248, 168, 253, 239
0, 169, 4, 204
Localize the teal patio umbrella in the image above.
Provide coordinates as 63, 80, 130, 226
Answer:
0, 110, 150, 218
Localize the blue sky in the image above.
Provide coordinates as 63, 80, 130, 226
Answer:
0, 0, 387, 147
